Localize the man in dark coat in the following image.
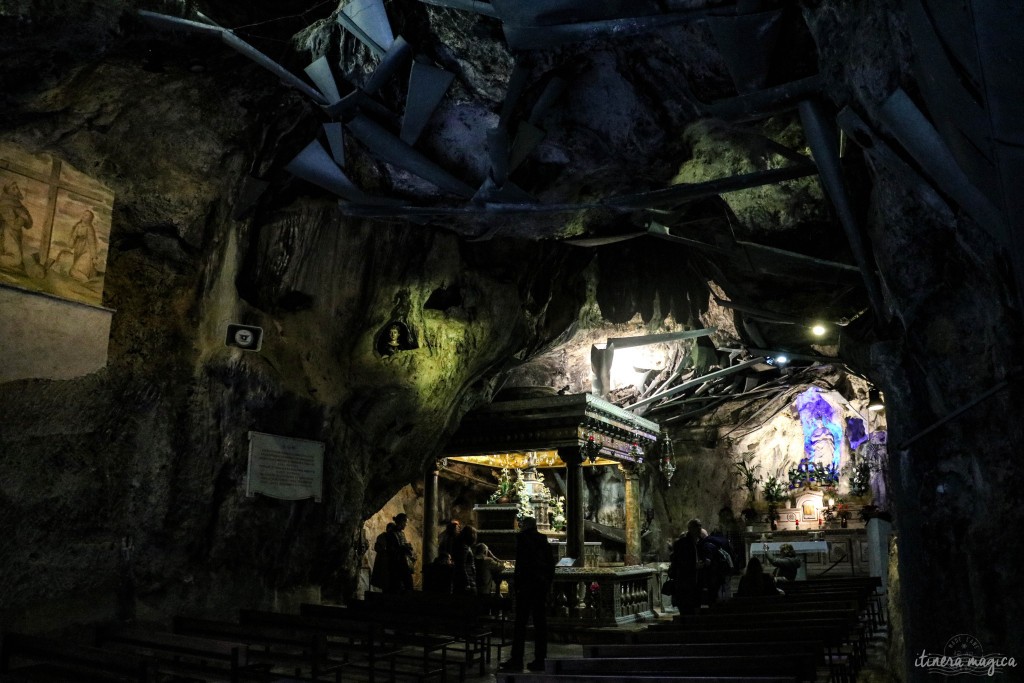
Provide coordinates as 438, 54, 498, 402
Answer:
388, 513, 416, 593
499, 516, 555, 672
668, 518, 714, 614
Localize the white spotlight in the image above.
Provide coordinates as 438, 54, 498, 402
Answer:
811, 324, 827, 336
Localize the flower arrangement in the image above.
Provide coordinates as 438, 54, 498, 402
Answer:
516, 484, 534, 520
848, 459, 872, 498
786, 457, 840, 491
487, 467, 521, 503
762, 475, 788, 505
822, 498, 850, 524
550, 495, 566, 531
487, 467, 537, 520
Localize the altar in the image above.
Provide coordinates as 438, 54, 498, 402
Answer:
436, 391, 661, 625
744, 529, 870, 577
499, 563, 658, 626
747, 540, 829, 580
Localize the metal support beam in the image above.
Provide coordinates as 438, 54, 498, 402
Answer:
629, 357, 765, 411
799, 98, 887, 320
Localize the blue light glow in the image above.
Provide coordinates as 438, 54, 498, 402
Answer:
847, 417, 868, 450
794, 387, 843, 471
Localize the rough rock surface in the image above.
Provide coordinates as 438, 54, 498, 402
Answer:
1, 1, 1022, 675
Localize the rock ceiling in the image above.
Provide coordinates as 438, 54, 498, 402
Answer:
55, 0, 1008, 424
126, 0, 905, 409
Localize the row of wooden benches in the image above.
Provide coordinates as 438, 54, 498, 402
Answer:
1, 591, 514, 683
496, 575, 885, 683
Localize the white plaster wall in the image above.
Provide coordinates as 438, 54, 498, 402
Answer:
0, 284, 112, 383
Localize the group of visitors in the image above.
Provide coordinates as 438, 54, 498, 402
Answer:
667, 518, 802, 611
667, 518, 738, 613
423, 519, 505, 595
369, 513, 417, 594
371, 513, 556, 674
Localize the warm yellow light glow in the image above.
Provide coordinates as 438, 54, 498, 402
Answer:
811, 324, 827, 336
445, 450, 616, 468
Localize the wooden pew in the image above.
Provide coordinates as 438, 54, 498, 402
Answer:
238, 609, 442, 683
172, 615, 334, 680
96, 626, 259, 683
628, 625, 856, 683
544, 654, 817, 682
581, 641, 836, 683
305, 597, 491, 677
775, 579, 884, 628
583, 641, 823, 661
363, 591, 500, 671
0, 632, 153, 682
497, 676, 797, 683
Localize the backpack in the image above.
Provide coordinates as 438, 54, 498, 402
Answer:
704, 537, 736, 576
715, 545, 736, 574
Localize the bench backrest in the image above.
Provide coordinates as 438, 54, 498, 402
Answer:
173, 616, 324, 651
497, 675, 796, 683
631, 626, 846, 647
1, 632, 151, 681
498, 675, 796, 683
584, 641, 823, 660
98, 626, 247, 665
549, 654, 816, 681
670, 611, 858, 629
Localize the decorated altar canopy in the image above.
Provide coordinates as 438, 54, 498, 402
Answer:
440, 392, 660, 566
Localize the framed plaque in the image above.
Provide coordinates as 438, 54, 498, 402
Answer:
246, 431, 324, 502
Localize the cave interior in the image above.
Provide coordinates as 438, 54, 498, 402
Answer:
1, 0, 1022, 679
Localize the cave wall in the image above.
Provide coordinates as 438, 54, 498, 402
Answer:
0, 9, 592, 630
805, 1, 1024, 675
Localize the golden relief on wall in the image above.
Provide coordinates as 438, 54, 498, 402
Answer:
0, 142, 114, 307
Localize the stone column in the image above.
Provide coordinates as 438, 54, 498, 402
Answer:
422, 461, 439, 567
619, 462, 642, 566
558, 446, 586, 564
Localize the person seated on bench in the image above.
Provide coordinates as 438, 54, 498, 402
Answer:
424, 552, 455, 593
764, 542, 801, 582
736, 557, 782, 597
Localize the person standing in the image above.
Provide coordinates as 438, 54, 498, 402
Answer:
668, 518, 713, 614
390, 513, 416, 593
452, 525, 478, 594
438, 519, 460, 558
371, 522, 396, 592
499, 516, 555, 673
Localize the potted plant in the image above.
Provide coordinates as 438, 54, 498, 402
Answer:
488, 467, 519, 504
740, 506, 760, 532
734, 452, 762, 530
822, 498, 851, 528
762, 475, 787, 531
